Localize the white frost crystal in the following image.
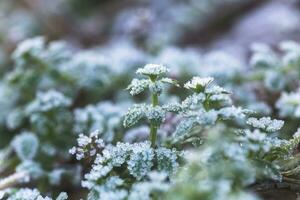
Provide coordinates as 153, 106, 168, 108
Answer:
69, 130, 104, 160
136, 64, 169, 76
12, 132, 39, 161
127, 79, 151, 96
276, 91, 300, 117
26, 90, 71, 113
184, 76, 214, 91
247, 117, 284, 132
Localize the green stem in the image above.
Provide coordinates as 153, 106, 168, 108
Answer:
150, 91, 159, 148
150, 125, 157, 148
203, 94, 210, 111
152, 93, 158, 107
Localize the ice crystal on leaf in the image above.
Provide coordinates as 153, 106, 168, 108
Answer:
5, 188, 67, 200
184, 76, 214, 92
145, 106, 166, 127
69, 130, 104, 161
280, 41, 300, 66
12, 37, 45, 62
74, 102, 125, 142
123, 104, 146, 128
128, 172, 170, 200
276, 90, 300, 117
247, 117, 284, 132
250, 43, 279, 69
11, 132, 39, 161
24, 90, 73, 139
218, 106, 251, 120
74, 140, 180, 199
26, 90, 71, 113
127, 64, 177, 97
136, 64, 169, 77
127, 79, 151, 96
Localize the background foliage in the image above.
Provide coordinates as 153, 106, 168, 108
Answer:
1, 0, 300, 199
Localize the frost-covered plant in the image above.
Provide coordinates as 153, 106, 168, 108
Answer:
69, 65, 300, 200
249, 41, 300, 92
173, 76, 249, 145
165, 117, 300, 200
165, 140, 261, 200
124, 64, 179, 147
74, 101, 127, 142
2, 188, 67, 200
70, 131, 180, 199
25, 90, 73, 152
242, 41, 300, 108
4, 33, 300, 200
11, 132, 39, 162
276, 89, 300, 118
246, 117, 284, 133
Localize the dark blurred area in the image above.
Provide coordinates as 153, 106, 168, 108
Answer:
1, 0, 300, 62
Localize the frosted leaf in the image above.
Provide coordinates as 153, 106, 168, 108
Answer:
247, 102, 271, 115
136, 64, 168, 77
123, 104, 146, 127
184, 76, 214, 92
126, 79, 151, 96
127, 144, 154, 180
174, 118, 198, 138
11, 132, 39, 161
160, 78, 180, 87
89, 176, 126, 198
124, 126, 149, 143
247, 117, 284, 132
6, 108, 25, 130
181, 93, 205, 109
148, 81, 163, 95
264, 71, 286, 91
201, 51, 242, 80
6, 188, 64, 200
73, 105, 105, 134
205, 85, 230, 95
218, 106, 251, 120
64, 51, 111, 88
156, 148, 179, 174
276, 91, 300, 117
250, 43, 279, 68
26, 90, 71, 113
69, 130, 104, 160
208, 93, 232, 104
12, 37, 45, 60
163, 103, 182, 113
74, 101, 125, 142
196, 110, 218, 125
280, 41, 300, 66
81, 140, 178, 197
145, 106, 166, 127
280, 41, 300, 52
56, 193, 68, 200
128, 171, 170, 200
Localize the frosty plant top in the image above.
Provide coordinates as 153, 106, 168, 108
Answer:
136, 63, 169, 77
184, 76, 214, 93
127, 63, 178, 96
125, 64, 179, 147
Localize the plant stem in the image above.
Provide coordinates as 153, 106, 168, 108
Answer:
150, 124, 157, 148
150, 91, 159, 148
0, 171, 28, 190
203, 94, 210, 111
152, 93, 158, 107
